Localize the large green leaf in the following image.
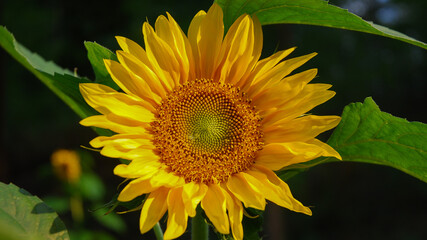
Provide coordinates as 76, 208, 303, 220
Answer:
0, 182, 69, 240
280, 97, 427, 183
215, 0, 426, 50
328, 97, 427, 182
0, 26, 111, 136
84, 41, 119, 90
0, 26, 95, 119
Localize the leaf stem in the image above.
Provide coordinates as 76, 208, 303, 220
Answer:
153, 222, 164, 240
192, 207, 209, 240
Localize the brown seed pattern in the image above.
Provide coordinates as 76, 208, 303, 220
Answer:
151, 79, 264, 184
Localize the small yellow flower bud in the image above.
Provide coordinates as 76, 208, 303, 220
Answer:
51, 149, 81, 183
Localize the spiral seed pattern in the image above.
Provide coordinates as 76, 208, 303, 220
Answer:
152, 79, 264, 184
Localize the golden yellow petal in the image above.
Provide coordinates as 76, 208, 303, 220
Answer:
116, 50, 167, 99
79, 83, 154, 123
256, 139, 340, 170
307, 138, 342, 160
245, 166, 312, 215
201, 184, 230, 234
143, 22, 178, 90
103, 59, 159, 111
242, 48, 295, 93
248, 52, 317, 98
99, 144, 153, 160
155, 13, 195, 84
89, 134, 151, 149
80, 114, 146, 134
236, 14, 263, 89
118, 177, 159, 202
114, 154, 161, 178
226, 174, 266, 210
113, 51, 164, 103
224, 191, 244, 240
193, 3, 224, 79
264, 115, 341, 143
255, 147, 297, 171
140, 187, 169, 234
216, 14, 256, 85
164, 187, 188, 239
251, 69, 318, 110
149, 169, 186, 188
262, 84, 336, 128
188, 10, 207, 78
182, 182, 208, 217
116, 36, 151, 66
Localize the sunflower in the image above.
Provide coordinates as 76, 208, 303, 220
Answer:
80, 3, 341, 240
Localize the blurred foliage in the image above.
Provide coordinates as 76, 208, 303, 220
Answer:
1, 0, 426, 239
0, 182, 69, 240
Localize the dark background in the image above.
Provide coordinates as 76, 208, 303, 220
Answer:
1, 0, 426, 239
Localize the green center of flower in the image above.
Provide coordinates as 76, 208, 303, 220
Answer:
188, 112, 227, 153
152, 79, 263, 184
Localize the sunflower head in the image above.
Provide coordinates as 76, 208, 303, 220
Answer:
80, 3, 341, 240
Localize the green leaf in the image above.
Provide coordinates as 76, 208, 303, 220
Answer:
92, 207, 127, 233
0, 26, 95, 119
215, 0, 426, 50
0, 182, 69, 240
0, 26, 111, 136
84, 41, 119, 90
279, 98, 427, 182
327, 97, 427, 182
79, 173, 106, 201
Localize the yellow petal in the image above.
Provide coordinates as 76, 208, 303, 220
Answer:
251, 69, 318, 110
224, 191, 244, 240
226, 174, 266, 210
256, 139, 340, 170
243, 47, 296, 92
99, 144, 154, 160
140, 187, 169, 234
143, 22, 178, 90
264, 115, 341, 143
164, 187, 188, 239
103, 59, 159, 111
244, 167, 312, 215
150, 170, 185, 188
89, 134, 151, 149
236, 14, 263, 89
182, 182, 208, 217
192, 3, 224, 79
114, 154, 161, 178
201, 184, 229, 234
107, 55, 162, 105
188, 10, 206, 78
80, 114, 146, 134
155, 13, 194, 84
307, 138, 342, 160
116, 36, 151, 65
248, 52, 317, 98
116, 50, 167, 99
79, 83, 154, 123
118, 177, 159, 202
216, 14, 255, 85
262, 84, 336, 128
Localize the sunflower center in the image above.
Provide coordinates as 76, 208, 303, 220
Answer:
152, 79, 263, 184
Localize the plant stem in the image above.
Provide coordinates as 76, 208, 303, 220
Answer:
192, 207, 209, 240
153, 222, 164, 240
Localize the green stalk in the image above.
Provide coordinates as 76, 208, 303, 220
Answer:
192, 207, 209, 240
153, 222, 164, 240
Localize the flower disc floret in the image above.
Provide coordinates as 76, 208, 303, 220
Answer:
152, 79, 263, 184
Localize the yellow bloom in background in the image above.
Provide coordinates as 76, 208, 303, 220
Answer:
51, 149, 81, 183
80, 3, 341, 240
